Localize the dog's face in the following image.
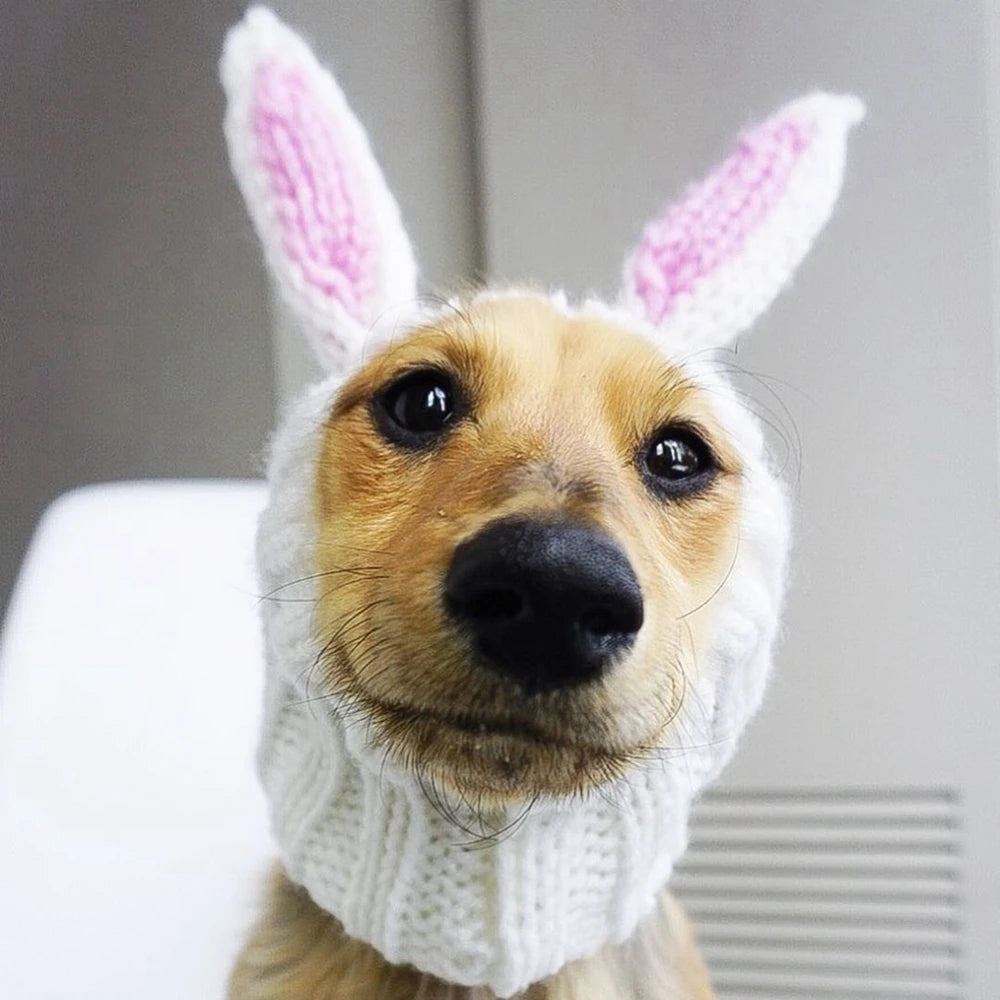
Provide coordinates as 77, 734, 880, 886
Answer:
313, 294, 742, 805
222, 9, 859, 808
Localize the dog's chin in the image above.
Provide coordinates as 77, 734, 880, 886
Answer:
350, 691, 641, 809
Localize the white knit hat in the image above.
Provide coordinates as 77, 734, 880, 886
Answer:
222, 8, 862, 996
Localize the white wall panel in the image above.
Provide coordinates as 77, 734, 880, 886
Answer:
473, 2, 1000, 993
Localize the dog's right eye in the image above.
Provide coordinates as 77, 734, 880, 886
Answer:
373, 369, 460, 448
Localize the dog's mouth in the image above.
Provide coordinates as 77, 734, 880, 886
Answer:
324, 641, 646, 805
370, 695, 575, 748
369, 693, 638, 805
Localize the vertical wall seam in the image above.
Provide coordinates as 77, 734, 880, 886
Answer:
982, 0, 1000, 519
459, 0, 488, 282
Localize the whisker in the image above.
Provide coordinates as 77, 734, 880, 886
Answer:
678, 526, 741, 620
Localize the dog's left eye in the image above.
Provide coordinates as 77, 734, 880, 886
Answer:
374, 369, 459, 447
641, 426, 716, 496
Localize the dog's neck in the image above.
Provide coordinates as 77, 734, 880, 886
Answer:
229, 866, 715, 1000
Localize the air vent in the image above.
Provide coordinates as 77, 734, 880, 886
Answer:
673, 787, 963, 1000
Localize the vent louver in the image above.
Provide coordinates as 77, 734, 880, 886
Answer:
673, 787, 963, 1000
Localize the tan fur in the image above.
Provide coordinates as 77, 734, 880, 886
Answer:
229, 866, 714, 1000
313, 295, 741, 808
238, 293, 733, 997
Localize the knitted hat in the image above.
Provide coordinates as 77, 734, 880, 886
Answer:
222, 8, 862, 996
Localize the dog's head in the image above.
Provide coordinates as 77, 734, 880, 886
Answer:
223, 8, 861, 812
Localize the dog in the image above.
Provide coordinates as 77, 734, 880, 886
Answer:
220, 8, 861, 999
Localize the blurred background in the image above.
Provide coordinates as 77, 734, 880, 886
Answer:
3, 2, 999, 997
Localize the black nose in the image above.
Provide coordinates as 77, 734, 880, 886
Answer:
444, 518, 643, 694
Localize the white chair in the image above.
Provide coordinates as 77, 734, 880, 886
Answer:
0, 481, 274, 999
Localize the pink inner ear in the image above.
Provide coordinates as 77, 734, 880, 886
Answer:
253, 61, 376, 327
631, 114, 814, 325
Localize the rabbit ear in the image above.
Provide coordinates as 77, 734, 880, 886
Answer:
622, 93, 864, 353
221, 7, 418, 373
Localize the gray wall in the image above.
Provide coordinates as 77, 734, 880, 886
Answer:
1, 3, 273, 613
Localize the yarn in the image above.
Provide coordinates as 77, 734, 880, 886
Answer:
623, 92, 865, 352
220, 5, 417, 370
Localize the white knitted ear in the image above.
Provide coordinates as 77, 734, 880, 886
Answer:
221, 6, 418, 373
623, 93, 864, 352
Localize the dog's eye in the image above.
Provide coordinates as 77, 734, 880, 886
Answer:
374, 369, 459, 447
641, 426, 716, 496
